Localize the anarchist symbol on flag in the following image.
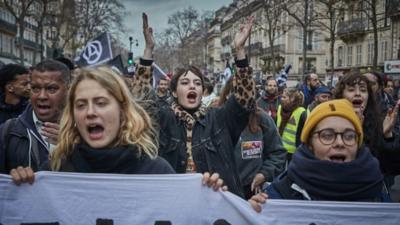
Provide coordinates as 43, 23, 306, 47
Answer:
74, 33, 113, 67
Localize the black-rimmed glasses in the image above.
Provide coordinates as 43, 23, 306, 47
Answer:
312, 128, 358, 146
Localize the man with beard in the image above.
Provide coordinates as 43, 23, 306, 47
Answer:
0, 60, 69, 174
301, 73, 320, 107
0, 64, 30, 124
306, 86, 332, 113
156, 77, 171, 107
257, 77, 280, 122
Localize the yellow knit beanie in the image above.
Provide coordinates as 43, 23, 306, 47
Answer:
300, 99, 363, 146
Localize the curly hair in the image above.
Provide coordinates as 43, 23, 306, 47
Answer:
333, 73, 383, 154
51, 66, 158, 170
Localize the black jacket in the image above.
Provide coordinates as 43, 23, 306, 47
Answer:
0, 104, 50, 173
0, 93, 29, 125
159, 96, 250, 198
132, 58, 255, 198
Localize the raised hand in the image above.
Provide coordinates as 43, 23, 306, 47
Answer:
142, 12, 154, 59
383, 100, 400, 138
234, 16, 254, 60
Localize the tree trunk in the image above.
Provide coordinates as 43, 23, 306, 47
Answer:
330, 32, 335, 87
269, 32, 276, 75
33, 24, 39, 65
329, 7, 335, 87
40, 23, 44, 61
18, 18, 25, 65
302, 0, 309, 80
372, 1, 378, 69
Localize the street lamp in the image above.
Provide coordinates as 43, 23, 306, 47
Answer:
129, 36, 133, 52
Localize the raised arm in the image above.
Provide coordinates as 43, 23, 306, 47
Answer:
232, 16, 256, 110
131, 13, 155, 100
218, 17, 257, 145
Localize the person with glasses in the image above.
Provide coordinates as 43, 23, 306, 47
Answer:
249, 99, 388, 212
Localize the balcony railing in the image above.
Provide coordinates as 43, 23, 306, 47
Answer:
0, 18, 17, 34
263, 44, 286, 55
337, 18, 367, 38
245, 42, 263, 56
15, 37, 42, 50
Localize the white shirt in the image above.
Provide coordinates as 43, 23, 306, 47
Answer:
32, 111, 56, 153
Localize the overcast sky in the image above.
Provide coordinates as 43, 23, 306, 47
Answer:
121, 0, 232, 56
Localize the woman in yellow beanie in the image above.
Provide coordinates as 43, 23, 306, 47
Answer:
249, 99, 388, 212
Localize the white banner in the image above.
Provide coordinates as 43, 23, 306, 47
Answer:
0, 172, 399, 225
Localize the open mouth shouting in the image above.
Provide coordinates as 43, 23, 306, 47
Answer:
187, 91, 198, 104
36, 103, 52, 115
351, 99, 364, 109
87, 123, 104, 140
328, 153, 347, 163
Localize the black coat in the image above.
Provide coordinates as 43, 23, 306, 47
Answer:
158, 96, 250, 198
50, 143, 175, 175
0, 93, 29, 125
0, 104, 50, 173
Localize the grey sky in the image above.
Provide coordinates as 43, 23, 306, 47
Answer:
121, 0, 232, 56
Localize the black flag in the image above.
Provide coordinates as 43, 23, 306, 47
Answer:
107, 55, 126, 75
74, 32, 113, 67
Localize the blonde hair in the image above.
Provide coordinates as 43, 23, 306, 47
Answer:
51, 66, 158, 171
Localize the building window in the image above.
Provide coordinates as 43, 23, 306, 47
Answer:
347, 46, 353, 66
298, 30, 303, 50
1, 34, 12, 54
356, 44, 362, 65
367, 41, 373, 65
313, 31, 319, 50
307, 30, 313, 51
338, 46, 343, 67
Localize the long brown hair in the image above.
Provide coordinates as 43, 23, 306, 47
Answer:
334, 73, 383, 153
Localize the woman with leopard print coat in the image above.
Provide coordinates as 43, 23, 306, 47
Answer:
131, 13, 256, 198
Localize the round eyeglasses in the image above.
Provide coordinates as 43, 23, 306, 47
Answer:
312, 128, 358, 146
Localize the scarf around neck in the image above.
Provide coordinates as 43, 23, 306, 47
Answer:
287, 144, 384, 201
70, 143, 141, 173
171, 101, 207, 172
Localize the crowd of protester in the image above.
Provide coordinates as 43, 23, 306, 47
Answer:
1, 12, 400, 217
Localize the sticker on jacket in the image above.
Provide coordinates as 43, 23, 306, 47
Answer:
241, 141, 262, 159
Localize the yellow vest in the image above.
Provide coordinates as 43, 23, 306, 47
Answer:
277, 106, 306, 154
